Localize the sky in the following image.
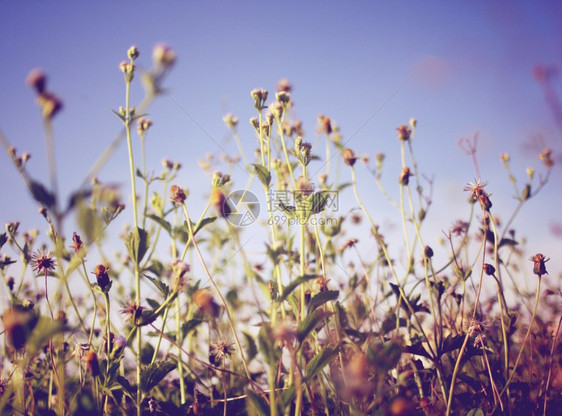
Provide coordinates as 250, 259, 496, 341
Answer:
1, 0, 561, 295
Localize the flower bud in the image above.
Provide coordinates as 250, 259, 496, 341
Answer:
127, 46, 140, 60
342, 148, 357, 166
399, 166, 412, 185
530, 253, 549, 276
397, 124, 411, 141
86, 350, 100, 377
93, 264, 111, 292
25, 69, 47, 94
152, 44, 176, 69
169, 185, 187, 204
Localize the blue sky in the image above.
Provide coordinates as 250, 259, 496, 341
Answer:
1, 1, 561, 289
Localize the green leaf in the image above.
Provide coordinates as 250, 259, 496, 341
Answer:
245, 390, 270, 416
0, 233, 8, 250
181, 319, 202, 339
308, 290, 339, 312
381, 316, 409, 334
297, 309, 331, 343
193, 216, 217, 236
277, 200, 296, 219
125, 227, 149, 265
147, 214, 172, 234
116, 375, 135, 399
144, 273, 170, 297
305, 345, 339, 382
276, 274, 317, 303
135, 167, 145, 180
310, 191, 330, 214
140, 361, 175, 393
253, 163, 271, 187
243, 330, 258, 362
466, 409, 484, 416
30, 180, 56, 209
145, 298, 160, 310
499, 238, 518, 248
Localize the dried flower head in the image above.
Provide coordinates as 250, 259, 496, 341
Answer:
464, 178, 492, 211
530, 253, 549, 276
31, 249, 56, 275
397, 124, 411, 141
342, 148, 357, 167
210, 338, 235, 363
250, 88, 268, 110
169, 185, 187, 204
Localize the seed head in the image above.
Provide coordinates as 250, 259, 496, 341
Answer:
209, 338, 235, 363
342, 148, 357, 166
295, 176, 315, 195
121, 299, 145, 325
530, 253, 549, 277
169, 185, 187, 204
464, 179, 492, 212
31, 249, 56, 275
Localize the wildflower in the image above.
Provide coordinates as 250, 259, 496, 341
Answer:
250, 88, 268, 110
277, 78, 292, 93
539, 147, 555, 168
342, 148, 357, 166
1, 307, 38, 350
269, 102, 284, 119
121, 300, 145, 325
209, 338, 235, 363
500, 153, 510, 163
272, 320, 297, 345
424, 245, 434, 259
152, 44, 176, 69
169, 185, 187, 204
451, 220, 468, 236
295, 176, 315, 195
222, 113, 239, 129
396, 124, 411, 141
317, 115, 332, 134
25, 68, 47, 94
31, 249, 56, 275
276, 91, 291, 105
21, 152, 31, 163
71, 232, 83, 253
409, 118, 417, 129
193, 290, 220, 318
92, 264, 111, 292
136, 117, 152, 135
315, 276, 331, 292
398, 166, 412, 185
36, 91, 63, 120
530, 253, 549, 276
526, 167, 535, 181
464, 178, 492, 211
86, 350, 100, 377
210, 189, 231, 218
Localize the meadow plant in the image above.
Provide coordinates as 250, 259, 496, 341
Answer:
0, 45, 560, 416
